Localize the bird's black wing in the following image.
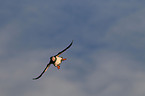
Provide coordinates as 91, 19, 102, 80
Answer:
33, 63, 51, 80
56, 41, 73, 56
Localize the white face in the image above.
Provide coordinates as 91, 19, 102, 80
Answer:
51, 56, 56, 61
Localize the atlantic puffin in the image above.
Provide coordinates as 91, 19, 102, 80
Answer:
33, 41, 73, 80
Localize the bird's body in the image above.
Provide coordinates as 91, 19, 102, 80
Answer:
53, 56, 63, 66
33, 41, 73, 80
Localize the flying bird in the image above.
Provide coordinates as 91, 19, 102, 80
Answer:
33, 41, 73, 80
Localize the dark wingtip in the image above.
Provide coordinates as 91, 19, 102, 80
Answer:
70, 40, 73, 46
33, 76, 41, 80
33, 76, 42, 80
32, 78, 37, 80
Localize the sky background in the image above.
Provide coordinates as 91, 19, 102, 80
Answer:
0, 0, 145, 96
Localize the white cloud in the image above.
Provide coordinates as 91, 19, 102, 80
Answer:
83, 50, 145, 96
1, 48, 145, 96
0, 48, 85, 96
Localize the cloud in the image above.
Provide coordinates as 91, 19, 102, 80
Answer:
83, 50, 145, 96
0, 48, 85, 96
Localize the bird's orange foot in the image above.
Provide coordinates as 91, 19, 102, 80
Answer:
62, 58, 67, 61
57, 65, 60, 69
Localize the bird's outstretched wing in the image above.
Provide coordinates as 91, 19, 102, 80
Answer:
33, 63, 51, 80
56, 41, 73, 56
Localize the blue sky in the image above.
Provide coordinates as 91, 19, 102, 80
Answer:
1, 0, 145, 96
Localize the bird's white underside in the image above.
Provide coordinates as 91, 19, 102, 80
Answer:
54, 56, 62, 66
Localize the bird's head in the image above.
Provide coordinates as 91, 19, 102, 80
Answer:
50, 56, 56, 62
52, 56, 56, 61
